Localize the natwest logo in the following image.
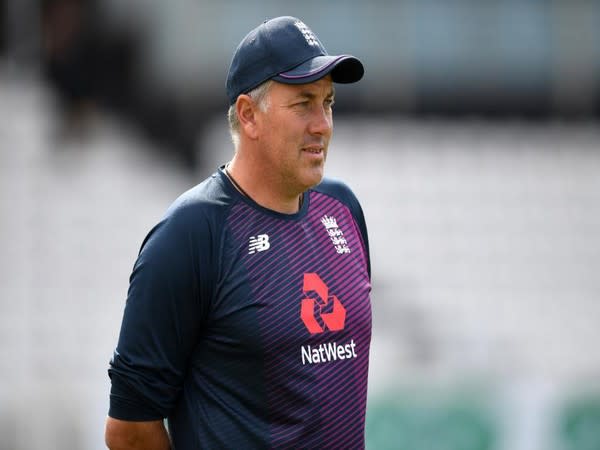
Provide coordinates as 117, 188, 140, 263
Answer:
300, 273, 346, 334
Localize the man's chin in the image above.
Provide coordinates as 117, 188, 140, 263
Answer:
300, 169, 324, 191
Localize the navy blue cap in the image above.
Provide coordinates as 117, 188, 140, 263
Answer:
226, 16, 364, 105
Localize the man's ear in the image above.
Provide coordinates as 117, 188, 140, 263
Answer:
236, 95, 260, 140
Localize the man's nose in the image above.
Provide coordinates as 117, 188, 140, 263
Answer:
308, 105, 333, 136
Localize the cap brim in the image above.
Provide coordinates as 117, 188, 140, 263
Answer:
272, 55, 364, 85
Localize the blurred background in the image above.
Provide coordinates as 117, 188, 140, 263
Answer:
1, 1, 600, 449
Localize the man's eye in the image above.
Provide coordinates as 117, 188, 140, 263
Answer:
325, 99, 335, 107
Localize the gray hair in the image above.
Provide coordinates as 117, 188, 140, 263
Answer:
227, 80, 273, 149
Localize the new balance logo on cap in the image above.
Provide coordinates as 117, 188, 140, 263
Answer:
294, 20, 319, 47
248, 234, 270, 254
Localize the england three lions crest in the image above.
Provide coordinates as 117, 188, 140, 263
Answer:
320, 215, 351, 254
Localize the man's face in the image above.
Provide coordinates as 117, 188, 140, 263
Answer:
255, 76, 334, 195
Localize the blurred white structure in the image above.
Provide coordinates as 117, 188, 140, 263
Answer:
95, 0, 600, 114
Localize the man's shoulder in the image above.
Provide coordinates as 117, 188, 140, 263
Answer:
164, 171, 235, 225
312, 177, 361, 207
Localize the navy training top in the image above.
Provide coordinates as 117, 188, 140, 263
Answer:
108, 167, 372, 449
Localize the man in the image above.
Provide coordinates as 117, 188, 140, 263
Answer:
105, 16, 371, 449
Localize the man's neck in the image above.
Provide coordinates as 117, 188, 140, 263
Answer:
226, 156, 303, 214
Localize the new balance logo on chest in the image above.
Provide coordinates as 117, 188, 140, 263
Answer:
248, 234, 270, 254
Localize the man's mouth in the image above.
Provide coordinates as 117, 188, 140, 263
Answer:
303, 146, 323, 154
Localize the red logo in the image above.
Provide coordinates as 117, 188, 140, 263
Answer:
300, 273, 346, 334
